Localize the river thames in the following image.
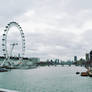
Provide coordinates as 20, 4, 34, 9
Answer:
0, 65, 92, 92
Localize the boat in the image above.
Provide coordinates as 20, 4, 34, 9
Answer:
81, 72, 88, 76
0, 68, 8, 72
0, 88, 18, 92
86, 67, 92, 77
88, 71, 92, 77
87, 68, 92, 77
76, 72, 80, 74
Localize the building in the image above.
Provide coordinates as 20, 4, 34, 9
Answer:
85, 53, 89, 61
0, 56, 40, 64
29, 57, 40, 64
74, 56, 77, 62
90, 51, 92, 62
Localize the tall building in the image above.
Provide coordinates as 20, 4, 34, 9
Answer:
85, 53, 89, 61
90, 51, 92, 62
74, 56, 77, 62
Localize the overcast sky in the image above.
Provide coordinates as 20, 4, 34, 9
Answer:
0, 0, 92, 61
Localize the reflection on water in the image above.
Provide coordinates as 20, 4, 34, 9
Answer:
0, 65, 92, 92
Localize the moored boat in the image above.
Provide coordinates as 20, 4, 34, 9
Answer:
0, 88, 18, 92
81, 72, 88, 76
76, 72, 80, 74
88, 71, 92, 77
0, 68, 8, 72
87, 67, 92, 77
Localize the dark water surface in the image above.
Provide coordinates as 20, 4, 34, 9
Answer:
0, 65, 92, 92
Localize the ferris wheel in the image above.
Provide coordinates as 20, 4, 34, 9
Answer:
2, 22, 25, 59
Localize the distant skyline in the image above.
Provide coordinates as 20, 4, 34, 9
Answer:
0, 0, 92, 60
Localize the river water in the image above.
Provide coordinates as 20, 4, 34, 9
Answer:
0, 65, 92, 92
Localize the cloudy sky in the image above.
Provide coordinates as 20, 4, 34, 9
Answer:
0, 0, 92, 61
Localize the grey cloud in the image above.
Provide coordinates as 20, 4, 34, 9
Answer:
65, 0, 92, 13
1, 0, 92, 60
81, 30, 92, 50
25, 30, 84, 60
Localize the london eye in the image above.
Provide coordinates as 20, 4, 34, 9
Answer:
2, 22, 25, 60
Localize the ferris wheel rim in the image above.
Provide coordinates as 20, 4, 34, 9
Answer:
2, 21, 25, 58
